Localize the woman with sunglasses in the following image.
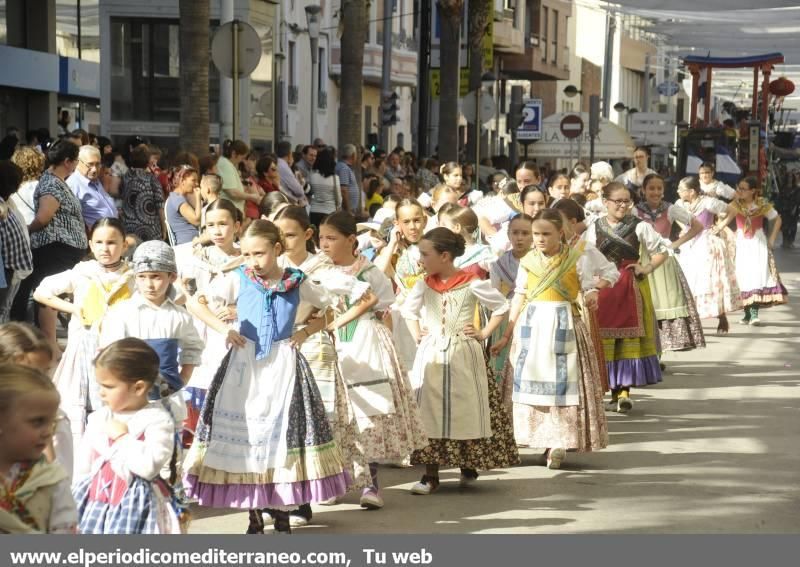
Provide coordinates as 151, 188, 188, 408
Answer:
583, 182, 668, 414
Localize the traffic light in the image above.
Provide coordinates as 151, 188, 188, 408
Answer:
381, 91, 399, 126
367, 133, 379, 153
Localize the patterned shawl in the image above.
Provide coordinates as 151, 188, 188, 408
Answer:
732, 197, 773, 235
519, 242, 585, 303
595, 215, 641, 265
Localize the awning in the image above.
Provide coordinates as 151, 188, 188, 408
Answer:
526, 113, 636, 161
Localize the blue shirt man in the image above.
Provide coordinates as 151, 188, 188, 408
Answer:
67, 146, 118, 229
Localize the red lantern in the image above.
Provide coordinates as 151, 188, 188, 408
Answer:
769, 77, 795, 97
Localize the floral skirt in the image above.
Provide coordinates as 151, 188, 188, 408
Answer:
648, 256, 706, 351
679, 230, 743, 319
411, 372, 520, 470
513, 319, 608, 452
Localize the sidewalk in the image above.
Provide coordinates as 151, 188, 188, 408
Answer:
188, 246, 800, 534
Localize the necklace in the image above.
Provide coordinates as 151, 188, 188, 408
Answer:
100, 259, 123, 271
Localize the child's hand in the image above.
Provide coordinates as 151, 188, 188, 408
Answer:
106, 419, 129, 441
584, 290, 599, 311
226, 329, 247, 349
490, 336, 509, 355
289, 329, 310, 349
215, 305, 237, 322
463, 324, 485, 341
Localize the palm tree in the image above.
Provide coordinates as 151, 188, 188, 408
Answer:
437, 0, 464, 162
467, 0, 492, 164
179, 0, 210, 156
338, 1, 368, 152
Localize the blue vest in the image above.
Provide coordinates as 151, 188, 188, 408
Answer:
143, 338, 180, 399
236, 267, 302, 360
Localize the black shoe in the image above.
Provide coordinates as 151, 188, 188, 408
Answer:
270, 510, 292, 534
459, 468, 479, 487
289, 503, 312, 527
246, 509, 264, 534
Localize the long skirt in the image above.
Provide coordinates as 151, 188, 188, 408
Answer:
514, 318, 608, 451
335, 318, 428, 461
646, 255, 706, 351
735, 229, 788, 307
74, 474, 181, 534
183, 340, 350, 509
678, 229, 743, 318
300, 328, 371, 490
603, 277, 663, 389
52, 325, 99, 459
410, 335, 519, 469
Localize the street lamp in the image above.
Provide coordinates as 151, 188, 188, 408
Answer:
614, 102, 638, 132
563, 85, 582, 98
305, 5, 322, 143
475, 71, 496, 189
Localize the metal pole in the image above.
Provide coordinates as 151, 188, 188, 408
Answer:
417, 0, 431, 157
602, 11, 616, 118
475, 86, 481, 189
380, 0, 393, 150
644, 54, 650, 113
233, 20, 239, 140
310, 36, 319, 142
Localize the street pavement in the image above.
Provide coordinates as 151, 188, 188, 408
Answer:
188, 247, 800, 534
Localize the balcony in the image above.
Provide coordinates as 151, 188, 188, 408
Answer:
493, 12, 525, 55
501, 35, 570, 81
330, 38, 418, 88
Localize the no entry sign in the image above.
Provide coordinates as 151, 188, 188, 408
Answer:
560, 114, 584, 139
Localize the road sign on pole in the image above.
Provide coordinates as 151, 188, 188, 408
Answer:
560, 114, 584, 139
517, 99, 542, 141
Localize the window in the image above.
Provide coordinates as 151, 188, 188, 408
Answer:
110, 18, 219, 122
552, 9, 558, 64
54, 0, 98, 61
541, 6, 548, 61
0, 0, 6, 45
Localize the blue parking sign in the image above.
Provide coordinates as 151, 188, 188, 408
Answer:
517, 99, 542, 140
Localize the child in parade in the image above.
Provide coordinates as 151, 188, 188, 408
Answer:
184, 220, 354, 534
520, 184, 552, 218
375, 198, 429, 373
713, 176, 788, 325
0, 363, 77, 533
72, 339, 182, 534
584, 183, 668, 413
273, 206, 370, 526
0, 323, 72, 480
437, 204, 495, 279
547, 173, 571, 202
99, 240, 203, 399
633, 174, 706, 352
402, 228, 518, 494
318, 211, 428, 510
675, 176, 742, 333
492, 210, 614, 467
181, 199, 242, 445
489, 214, 534, 414
33, 218, 135, 456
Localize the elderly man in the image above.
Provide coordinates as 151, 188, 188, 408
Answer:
67, 145, 118, 229
336, 144, 362, 216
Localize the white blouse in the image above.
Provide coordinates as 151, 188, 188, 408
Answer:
401, 278, 509, 321
584, 218, 669, 258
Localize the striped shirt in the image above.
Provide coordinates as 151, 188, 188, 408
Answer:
0, 197, 34, 272
31, 170, 88, 251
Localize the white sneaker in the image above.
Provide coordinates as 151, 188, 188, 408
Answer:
289, 515, 309, 528
617, 397, 633, 413
410, 481, 433, 495
546, 448, 566, 469
749, 317, 762, 327
359, 488, 384, 509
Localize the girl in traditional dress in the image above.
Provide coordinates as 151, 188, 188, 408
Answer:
489, 214, 534, 414
675, 176, 742, 333
698, 161, 736, 201
0, 324, 71, 480
33, 218, 135, 456
374, 199, 429, 373
182, 199, 242, 446
273, 206, 370, 526
616, 146, 656, 193
73, 339, 181, 534
403, 228, 518, 494
183, 220, 355, 534
633, 174, 705, 352
713, 176, 788, 325
318, 211, 428, 510
0, 363, 76, 534
584, 183, 668, 413
520, 184, 552, 218
492, 210, 615, 467
437, 204, 495, 279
